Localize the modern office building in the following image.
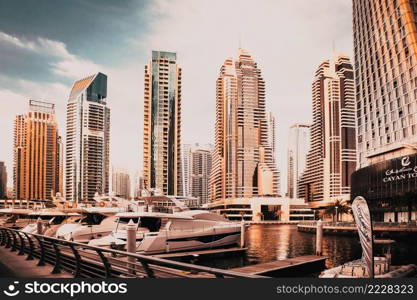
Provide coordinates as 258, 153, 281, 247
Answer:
189, 146, 212, 205
13, 100, 62, 201
181, 143, 213, 202
299, 55, 357, 207
143, 51, 182, 196
0, 162, 7, 199
65, 72, 110, 202
351, 0, 417, 222
112, 168, 131, 199
287, 124, 310, 199
266, 112, 281, 195
210, 49, 279, 201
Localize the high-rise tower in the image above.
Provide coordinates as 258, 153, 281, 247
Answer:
353, 0, 417, 167
287, 124, 310, 199
210, 49, 279, 201
143, 51, 182, 195
65, 72, 110, 202
299, 55, 356, 206
13, 100, 62, 201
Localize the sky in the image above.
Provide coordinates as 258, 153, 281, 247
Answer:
0, 0, 353, 193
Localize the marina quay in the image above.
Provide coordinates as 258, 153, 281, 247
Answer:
2, 0, 417, 286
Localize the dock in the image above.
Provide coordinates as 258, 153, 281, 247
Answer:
154, 247, 247, 259
231, 255, 327, 276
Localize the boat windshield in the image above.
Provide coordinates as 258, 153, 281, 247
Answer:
115, 216, 162, 232
80, 213, 106, 225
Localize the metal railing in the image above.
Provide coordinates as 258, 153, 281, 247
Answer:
0, 227, 263, 278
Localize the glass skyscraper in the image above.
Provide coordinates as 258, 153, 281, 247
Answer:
65, 72, 110, 202
143, 51, 182, 195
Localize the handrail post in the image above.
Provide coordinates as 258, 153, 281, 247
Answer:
0, 229, 6, 245
51, 242, 62, 274
5, 230, 12, 248
68, 244, 82, 278
23, 232, 34, 260
140, 261, 155, 278
96, 249, 112, 278
34, 236, 46, 266
17, 231, 25, 255
10, 230, 17, 252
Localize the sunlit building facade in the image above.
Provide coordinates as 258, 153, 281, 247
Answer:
13, 100, 62, 201
112, 168, 131, 199
287, 123, 310, 199
299, 55, 357, 207
143, 51, 182, 196
210, 49, 279, 201
351, 0, 417, 223
65, 73, 110, 202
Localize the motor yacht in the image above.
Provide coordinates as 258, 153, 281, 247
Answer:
55, 207, 121, 243
88, 210, 241, 254
21, 210, 81, 237
0, 208, 32, 229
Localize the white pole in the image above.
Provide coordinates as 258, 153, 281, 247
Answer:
126, 219, 136, 274
316, 219, 323, 256
37, 217, 43, 235
240, 221, 245, 248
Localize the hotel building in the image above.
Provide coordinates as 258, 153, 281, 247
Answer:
112, 168, 131, 199
210, 49, 279, 201
0, 162, 7, 199
299, 55, 357, 207
143, 51, 182, 196
351, 0, 417, 222
13, 100, 62, 201
287, 124, 310, 199
65, 73, 110, 202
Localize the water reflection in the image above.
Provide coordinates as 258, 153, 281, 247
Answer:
246, 225, 362, 268
195, 224, 417, 274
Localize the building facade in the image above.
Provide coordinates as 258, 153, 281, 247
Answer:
0, 162, 7, 199
189, 147, 212, 205
299, 55, 357, 207
354, 0, 417, 168
287, 124, 310, 199
210, 49, 279, 201
351, 0, 417, 223
112, 168, 131, 199
65, 73, 110, 202
143, 51, 182, 196
13, 100, 62, 201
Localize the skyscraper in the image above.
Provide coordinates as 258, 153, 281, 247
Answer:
0, 162, 7, 199
299, 55, 357, 206
143, 51, 182, 196
266, 112, 281, 195
210, 49, 279, 201
181, 143, 192, 196
353, 0, 417, 167
112, 168, 131, 199
287, 124, 310, 199
65, 72, 110, 202
13, 100, 62, 201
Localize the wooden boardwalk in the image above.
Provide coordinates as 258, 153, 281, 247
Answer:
231, 255, 326, 276
154, 247, 247, 259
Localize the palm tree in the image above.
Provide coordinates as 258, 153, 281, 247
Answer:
274, 210, 282, 221
325, 199, 350, 222
239, 211, 245, 221
256, 212, 264, 221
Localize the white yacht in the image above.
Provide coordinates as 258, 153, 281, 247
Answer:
88, 210, 241, 254
0, 208, 32, 229
55, 207, 121, 242
21, 210, 81, 237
